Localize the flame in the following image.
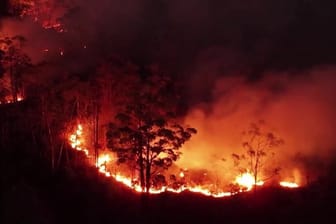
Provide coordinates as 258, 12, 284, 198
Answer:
279, 181, 299, 188
67, 123, 300, 198
9, 0, 69, 32
17, 95, 24, 101
94, 152, 234, 197
113, 174, 143, 192
96, 154, 112, 177
110, 173, 233, 197
69, 124, 89, 156
235, 172, 264, 191
0, 94, 24, 104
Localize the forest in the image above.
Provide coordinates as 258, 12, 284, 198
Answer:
2, 1, 336, 223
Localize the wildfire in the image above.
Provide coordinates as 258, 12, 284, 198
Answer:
9, 0, 70, 32
68, 123, 300, 198
235, 172, 264, 191
0, 95, 24, 105
113, 174, 143, 192
110, 173, 233, 197
17, 95, 24, 101
69, 124, 89, 156
279, 181, 299, 188
96, 154, 111, 177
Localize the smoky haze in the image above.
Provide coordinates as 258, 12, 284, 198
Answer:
178, 69, 336, 184
2, 0, 336, 183
2, 0, 336, 72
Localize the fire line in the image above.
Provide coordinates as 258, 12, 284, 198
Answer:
68, 124, 299, 198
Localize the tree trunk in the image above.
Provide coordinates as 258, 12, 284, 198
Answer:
254, 173, 257, 194
145, 148, 151, 193
47, 121, 55, 172
41, 96, 54, 171
254, 156, 259, 194
139, 150, 145, 191
56, 141, 65, 169
254, 164, 258, 194
9, 58, 17, 102
94, 102, 99, 166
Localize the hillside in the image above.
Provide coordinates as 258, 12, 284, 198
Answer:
1, 101, 336, 224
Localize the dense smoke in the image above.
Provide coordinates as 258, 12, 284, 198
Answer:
179, 68, 336, 184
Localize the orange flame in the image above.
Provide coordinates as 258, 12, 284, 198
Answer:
68, 123, 300, 198
235, 172, 264, 191
10, 0, 68, 32
69, 124, 89, 156
96, 154, 111, 177
17, 97, 23, 101
0, 94, 24, 105
279, 181, 299, 188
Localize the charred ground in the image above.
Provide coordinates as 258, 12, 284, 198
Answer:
1, 100, 336, 224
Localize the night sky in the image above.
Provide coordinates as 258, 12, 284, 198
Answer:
125, 0, 336, 75
2, 1, 336, 77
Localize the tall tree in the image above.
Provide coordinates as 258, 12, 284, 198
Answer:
0, 35, 31, 102
233, 121, 283, 190
106, 73, 196, 192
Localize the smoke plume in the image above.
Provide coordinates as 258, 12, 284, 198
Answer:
179, 68, 336, 184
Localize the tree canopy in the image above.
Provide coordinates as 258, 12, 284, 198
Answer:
233, 121, 284, 189
106, 74, 196, 192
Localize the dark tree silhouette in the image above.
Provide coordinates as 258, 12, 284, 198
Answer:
106, 74, 196, 192
0, 35, 31, 102
232, 121, 283, 190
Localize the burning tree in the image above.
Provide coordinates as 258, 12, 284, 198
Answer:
0, 35, 31, 102
232, 121, 284, 190
106, 74, 196, 193
8, 0, 74, 32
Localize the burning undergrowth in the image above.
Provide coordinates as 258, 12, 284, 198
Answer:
64, 68, 335, 196
179, 69, 336, 188
67, 118, 300, 198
